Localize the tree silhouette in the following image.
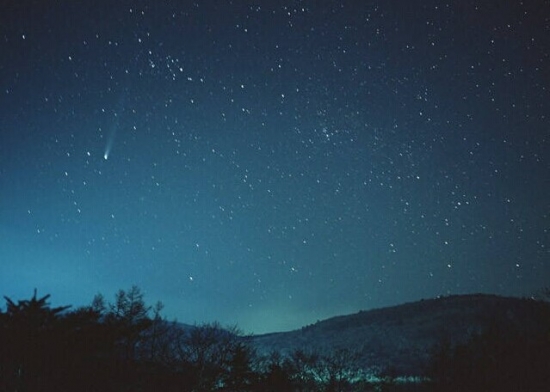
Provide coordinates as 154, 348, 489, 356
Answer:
223, 341, 256, 391
102, 285, 155, 361
260, 352, 295, 392
428, 320, 550, 391
0, 289, 71, 392
0, 287, 169, 392
324, 348, 360, 392
3, 288, 70, 326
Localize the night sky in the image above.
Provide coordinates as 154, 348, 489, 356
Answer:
1, 1, 548, 334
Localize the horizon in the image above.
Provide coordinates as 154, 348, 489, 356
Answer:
0, 286, 540, 335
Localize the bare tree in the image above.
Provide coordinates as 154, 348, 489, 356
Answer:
168, 322, 246, 392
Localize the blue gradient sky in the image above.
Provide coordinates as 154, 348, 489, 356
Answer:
1, 1, 548, 333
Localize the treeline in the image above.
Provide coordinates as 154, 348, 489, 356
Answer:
0, 287, 549, 392
428, 318, 550, 391
0, 287, 371, 392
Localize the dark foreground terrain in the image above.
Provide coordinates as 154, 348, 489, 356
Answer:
1, 288, 549, 391
249, 293, 550, 374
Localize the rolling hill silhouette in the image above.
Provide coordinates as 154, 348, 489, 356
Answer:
247, 294, 550, 375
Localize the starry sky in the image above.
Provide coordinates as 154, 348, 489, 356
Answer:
1, 1, 548, 334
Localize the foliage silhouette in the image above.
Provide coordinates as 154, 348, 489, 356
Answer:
1, 288, 548, 391
428, 320, 550, 391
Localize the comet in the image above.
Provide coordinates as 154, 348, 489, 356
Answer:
104, 93, 125, 160
104, 129, 115, 160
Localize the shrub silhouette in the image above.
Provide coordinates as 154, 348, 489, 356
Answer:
429, 321, 550, 391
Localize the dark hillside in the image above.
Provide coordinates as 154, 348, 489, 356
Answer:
248, 294, 550, 375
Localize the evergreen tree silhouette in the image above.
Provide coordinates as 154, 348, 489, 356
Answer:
0, 289, 70, 392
